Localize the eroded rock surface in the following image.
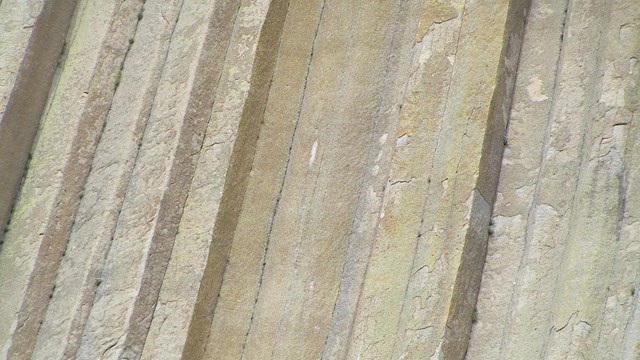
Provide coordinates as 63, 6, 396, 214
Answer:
0, 0, 637, 359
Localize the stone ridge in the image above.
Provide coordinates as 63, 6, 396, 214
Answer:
468, 0, 640, 358
0, 0, 77, 248
0, 0, 637, 359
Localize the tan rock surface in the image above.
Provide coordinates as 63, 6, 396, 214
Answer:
0, 0, 636, 359
0, 0, 139, 357
0, 0, 47, 119
0, 0, 77, 245
468, 0, 640, 359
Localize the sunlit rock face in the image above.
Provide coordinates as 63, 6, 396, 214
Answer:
0, 0, 637, 359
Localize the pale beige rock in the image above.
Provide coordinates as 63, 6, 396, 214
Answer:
582, 7, 640, 357
320, 2, 421, 358
180, 1, 293, 358
0, 0, 139, 358
31, 1, 182, 358
0, 0, 46, 119
469, 0, 640, 358
0, 0, 77, 242
346, 2, 465, 357
546, 1, 639, 358
140, 1, 271, 358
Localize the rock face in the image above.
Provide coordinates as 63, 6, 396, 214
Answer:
0, 0, 637, 359
468, 0, 640, 359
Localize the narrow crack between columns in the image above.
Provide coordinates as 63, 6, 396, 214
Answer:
389, 1, 468, 356
239, 1, 327, 358
501, 0, 571, 355
69, 0, 188, 358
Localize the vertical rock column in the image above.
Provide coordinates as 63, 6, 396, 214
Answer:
0, 0, 141, 358
346, 0, 529, 359
0, 0, 78, 241
141, 0, 272, 358
546, 3, 639, 357
32, 0, 184, 358
236, 0, 415, 356
196, 1, 331, 358
74, 0, 249, 358
469, 0, 640, 358
190, 0, 423, 359
466, 0, 569, 358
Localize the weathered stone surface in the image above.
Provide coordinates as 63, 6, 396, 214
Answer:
0, 0, 137, 357
31, 1, 181, 358
140, 1, 271, 358
179, 2, 292, 358
469, 0, 640, 358
0, 0, 47, 119
0, 0, 636, 358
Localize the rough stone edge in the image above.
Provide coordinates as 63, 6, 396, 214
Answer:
180, 1, 291, 358
5, 1, 145, 358
442, 0, 532, 358
0, 0, 78, 245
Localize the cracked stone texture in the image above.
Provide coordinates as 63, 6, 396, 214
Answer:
468, 0, 640, 359
0, 0, 77, 248
0, 0, 139, 358
0, 0, 637, 359
141, 0, 271, 358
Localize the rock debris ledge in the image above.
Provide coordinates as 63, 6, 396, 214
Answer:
0, 0, 637, 359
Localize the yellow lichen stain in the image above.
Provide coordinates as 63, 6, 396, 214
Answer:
416, 0, 458, 43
